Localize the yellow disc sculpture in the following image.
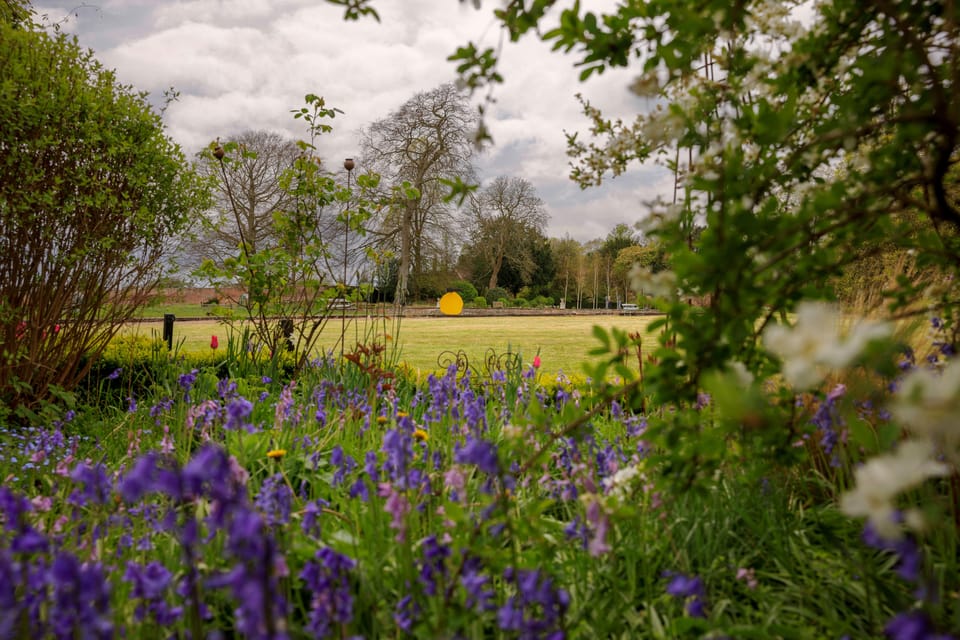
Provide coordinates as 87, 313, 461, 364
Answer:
439, 291, 464, 316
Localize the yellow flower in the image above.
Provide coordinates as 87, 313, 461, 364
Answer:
397, 411, 409, 419
266, 449, 286, 459
413, 428, 429, 442
376, 415, 388, 425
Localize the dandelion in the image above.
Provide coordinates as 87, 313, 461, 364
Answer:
413, 428, 429, 442
266, 449, 286, 459
376, 415, 388, 425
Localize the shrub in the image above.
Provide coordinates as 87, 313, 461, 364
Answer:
448, 280, 478, 303
0, 22, 207, 417
486, 287, 509, 303
472, 296, 487, 308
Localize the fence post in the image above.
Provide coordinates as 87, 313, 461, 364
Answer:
162, 314, 175, 350
280, 318, 294, 352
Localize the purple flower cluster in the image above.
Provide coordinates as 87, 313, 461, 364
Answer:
665, 571, 707, 618
810, 384, 846, 467
300, 547, 357, 638
497, 567, 570, 639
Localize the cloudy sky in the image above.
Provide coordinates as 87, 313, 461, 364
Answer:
38, 0, 673, 242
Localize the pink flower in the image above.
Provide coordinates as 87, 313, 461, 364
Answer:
210, 335, 219, 349
532, 355, 541, 369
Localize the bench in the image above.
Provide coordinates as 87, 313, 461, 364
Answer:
327, 298, 354, 310
620, 303, 639, 315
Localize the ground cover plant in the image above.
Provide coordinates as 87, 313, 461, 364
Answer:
1, 325, 957, 638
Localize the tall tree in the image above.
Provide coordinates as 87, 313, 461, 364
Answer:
465, 176, 549, 292
192, 130, 305, 270
360, 83, 476, 305
549, 235, 583, 308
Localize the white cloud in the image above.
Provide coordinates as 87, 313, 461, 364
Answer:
39, 0, 671, 241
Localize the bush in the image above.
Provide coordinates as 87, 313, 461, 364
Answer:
486, 287, 509, 303
0, 22, 207, 416
472, 296, 487, 308
448, 280, 478, 303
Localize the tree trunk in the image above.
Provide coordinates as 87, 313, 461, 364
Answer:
488, 248, 504, 291
395, 204, 412, 306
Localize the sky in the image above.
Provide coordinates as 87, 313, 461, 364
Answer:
37, 0, 674, 242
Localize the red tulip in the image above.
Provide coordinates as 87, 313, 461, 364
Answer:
210, 335, 219, 350
533, 355, 541, 369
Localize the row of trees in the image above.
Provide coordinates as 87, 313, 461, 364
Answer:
185, 83, 670, 310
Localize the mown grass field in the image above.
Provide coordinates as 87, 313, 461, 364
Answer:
122, 313, 662, 378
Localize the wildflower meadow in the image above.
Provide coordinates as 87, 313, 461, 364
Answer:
1, 313, 959, 638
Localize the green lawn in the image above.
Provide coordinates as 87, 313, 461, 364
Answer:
123, 313, 661, 378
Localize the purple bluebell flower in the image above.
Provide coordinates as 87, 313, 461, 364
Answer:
255, 474, 293, 526
417, 535, 450, 596
302, 498, 329, 538
454, 436, 499, 475
217, 377, 238, 399
124, 560, 179, 624
461, 555, 495, 612
49, 552, 113, 639
564, 517, 589, 550
301, 547, 356, 638
382, 429, 414, 488
225, 397, 254, 431
394, 594, 419, 632
884, 610, 956, 640
106, 367, 122, 380
498, 567, 569, 638
664, 571, 707, 618
178, 369, 199, 401
68, 462, 112, 506
863, 523, 924, 583
331, 445, 356, 486
811, 384, 846, 467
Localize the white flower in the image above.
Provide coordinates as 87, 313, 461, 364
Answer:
763, 301, 890, 389
889, 359, 960, 452
603, 464, 642, 501
839, 439, 950, 540
628, 266, 677, 299
727, 361, 755, 387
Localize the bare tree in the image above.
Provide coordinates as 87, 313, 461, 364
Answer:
190, 130, 306, 271
360, 83, 476, 305
466, 176, 549, 292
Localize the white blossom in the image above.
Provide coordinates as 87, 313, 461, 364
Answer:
889, 359, 960, 455
628, 266, 678, 299
603, 464, 642, 501
839, 439, 950, 540
763, 301, 890, 389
